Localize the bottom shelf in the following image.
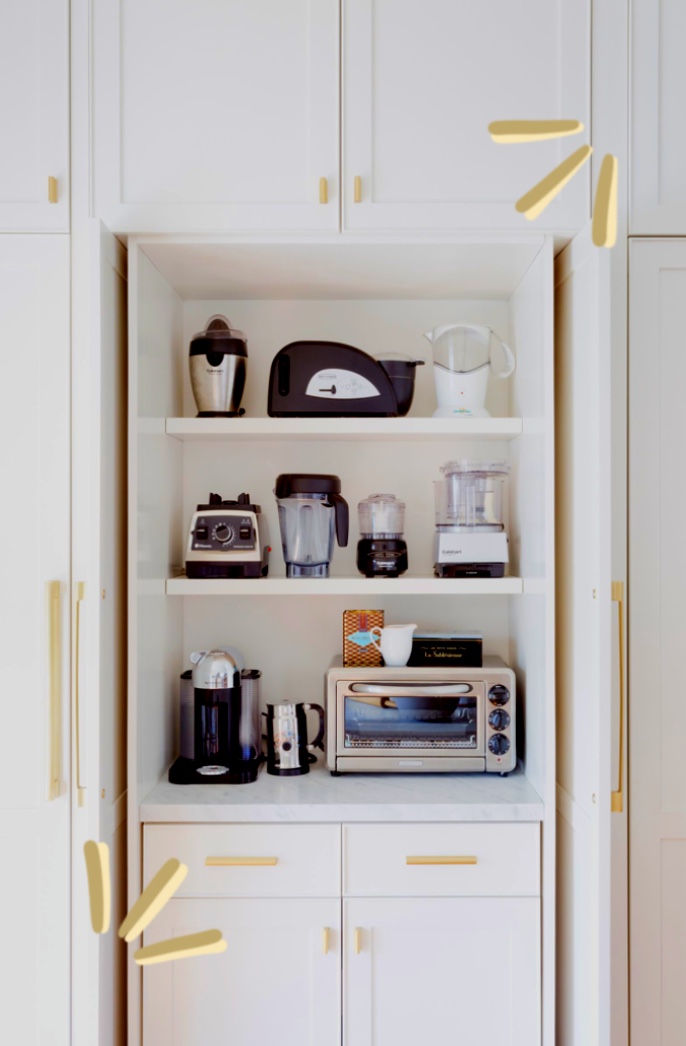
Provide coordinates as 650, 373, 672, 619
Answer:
165, 575, 524, 596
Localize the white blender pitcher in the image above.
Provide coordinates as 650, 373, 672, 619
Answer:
424, 323, 515, 418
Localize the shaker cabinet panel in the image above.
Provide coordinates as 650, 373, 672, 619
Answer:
143, 898, 341, 1046
344, 897, 541, 1046
343, 0, 590, 232
630, 0, 686, 232
0, 0, 69, 230
93, 0, 340, 233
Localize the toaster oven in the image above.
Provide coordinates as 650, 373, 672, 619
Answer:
325, 658, 515, 774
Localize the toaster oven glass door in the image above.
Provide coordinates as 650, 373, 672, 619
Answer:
341, 681, 484, 756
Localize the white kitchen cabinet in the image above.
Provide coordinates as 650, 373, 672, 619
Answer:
343, 0, 590, 232
0, 236, 70, 1043
93, 0, 340, 233
344, 896, 540, 1045
143, 897, 341, 1046
630, 0, 686, 232
0, 0, 69, 230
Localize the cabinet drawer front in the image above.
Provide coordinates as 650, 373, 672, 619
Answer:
145, 824, 341, 898
343, 823, 539, 897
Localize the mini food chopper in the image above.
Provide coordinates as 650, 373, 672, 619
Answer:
424, 323, 515, 418
356, 493, 408, 577
434, 460, 510, 577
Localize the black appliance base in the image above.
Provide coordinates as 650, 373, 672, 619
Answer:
186, 560, 268, 579
168, 756, 260, 785
267, 764, 310, 777
434, 562, 506, 578
196, 410, 245, 418
357, 538, 408, 578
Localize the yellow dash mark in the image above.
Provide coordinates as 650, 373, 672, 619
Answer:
592, 154, 619, 247
516, 145, 593, 221
489, 119, 584, 143
118, 858, 188, 943
134, 929, 227, 966
83, 841, 111, 934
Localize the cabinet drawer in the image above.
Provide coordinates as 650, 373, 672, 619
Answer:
343, 823, 539, 897
145, 824, 341, 898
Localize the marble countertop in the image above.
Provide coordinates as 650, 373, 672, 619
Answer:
140, 764, 544, 824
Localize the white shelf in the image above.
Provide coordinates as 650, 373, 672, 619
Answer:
165, 574, 524, 596
165, 416, 523, 442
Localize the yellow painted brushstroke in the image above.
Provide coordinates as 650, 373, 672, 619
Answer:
83, 841, 111, 934
134, 929, 227, 966
118, 858, 188, 943
516, 145, 593, 221
592, 154, 619, 247
489, 119, 584, 143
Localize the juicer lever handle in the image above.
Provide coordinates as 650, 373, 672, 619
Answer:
329, 493, 349, 547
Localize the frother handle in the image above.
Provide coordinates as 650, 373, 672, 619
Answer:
304, 703, 326, 752
329, 493, 349, 547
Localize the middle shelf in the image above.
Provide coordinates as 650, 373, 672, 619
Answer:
165, 575, 525, 596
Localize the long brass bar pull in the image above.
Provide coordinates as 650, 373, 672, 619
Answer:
611, 581, 626, 813
406, 855, 478, 866
46, 581, 61, 800
354, 928, 363, 954
322, 927, 330, 955
353, 175, 362, 203
319, 177, 328, 204
205, 856, 278, 867
74, 582, 86, 807
48, 176, 58, 203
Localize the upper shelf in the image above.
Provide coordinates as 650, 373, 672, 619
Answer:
166, 575, 524, 596
165, 417, 523, 442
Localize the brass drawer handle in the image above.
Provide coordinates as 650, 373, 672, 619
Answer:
354, 927, 363, 954
406, 855, 478, 866
48, 176, 58, 203
319, 177, 328, 204
205, 856, 278, 867
353, 175, 362, 203
322, 927, 330, 954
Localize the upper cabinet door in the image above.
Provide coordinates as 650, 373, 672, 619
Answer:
630, 0, 686, 232
93, 0, 339, 233
0, 0, 69, 231
343, 0, 590, 232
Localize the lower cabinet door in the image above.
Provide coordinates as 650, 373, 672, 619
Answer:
143, 897, 341, 1046
344, 897, 540, 1046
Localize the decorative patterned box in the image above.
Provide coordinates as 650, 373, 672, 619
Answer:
343, 609, 385, 667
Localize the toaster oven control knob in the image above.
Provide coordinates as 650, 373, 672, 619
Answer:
213, 523, 234, 544
488, 709, 511, 731
488, 685, 510, 706
488, 734, 511, 756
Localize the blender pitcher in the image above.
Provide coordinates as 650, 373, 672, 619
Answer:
424, 323, 515, 418
275, 474, 349, 578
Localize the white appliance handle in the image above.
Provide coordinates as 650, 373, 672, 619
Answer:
492, 337, 516, 378
348, 682, 473, 696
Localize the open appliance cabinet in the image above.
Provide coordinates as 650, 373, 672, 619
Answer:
125, 231, 610, 1045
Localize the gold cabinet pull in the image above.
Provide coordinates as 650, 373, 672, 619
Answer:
46, 581, 62, 800
48, 176, 58, 203
74, 582, 86, 807
406, 855, 478, 866
322, 927, 330, 954
205, 856, 278, 867
319, 177, 328, 204
353, 175, 362, 203
611, 581, 626, 813
354, 927, 363, 954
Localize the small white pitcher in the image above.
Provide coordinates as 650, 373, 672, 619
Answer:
369, 623, 417, 667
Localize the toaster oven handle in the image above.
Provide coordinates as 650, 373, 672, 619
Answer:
348, 683, 473, 697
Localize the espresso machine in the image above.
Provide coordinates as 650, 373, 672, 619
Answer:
434, 460, 510, 578
169, 650, 261, 784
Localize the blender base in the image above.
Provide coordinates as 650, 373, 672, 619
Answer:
434, 562, 506, 578
286, 563, 330, 578
356, 538, 408, 577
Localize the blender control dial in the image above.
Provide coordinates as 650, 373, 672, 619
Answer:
488, 709, 511, 731
213, 523, 234, 544
488, 734, 511, 756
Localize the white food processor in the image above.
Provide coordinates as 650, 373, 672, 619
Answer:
424, 323, 515, 418
434, 460, 510, 577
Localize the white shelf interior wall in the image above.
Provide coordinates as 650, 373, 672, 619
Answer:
128, 236, 555, 986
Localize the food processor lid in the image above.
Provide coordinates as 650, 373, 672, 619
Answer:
440, 459, 510, 476
275, 473, 342, 498
190, 314, 248, 357
358, 493, 406, 510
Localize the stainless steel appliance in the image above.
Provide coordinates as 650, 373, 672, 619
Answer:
265, 701, 326, 776
356, 493, 408, 577
434, 460, 510, 578
326, 658, 515, 775
275, 473, 349, 577
267, 341, 423, 417
189, 314, 247, 417
169, 651, 262, 784
186, 492, 270, 578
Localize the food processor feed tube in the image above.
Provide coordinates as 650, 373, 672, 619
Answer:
275, 474, 349, 578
